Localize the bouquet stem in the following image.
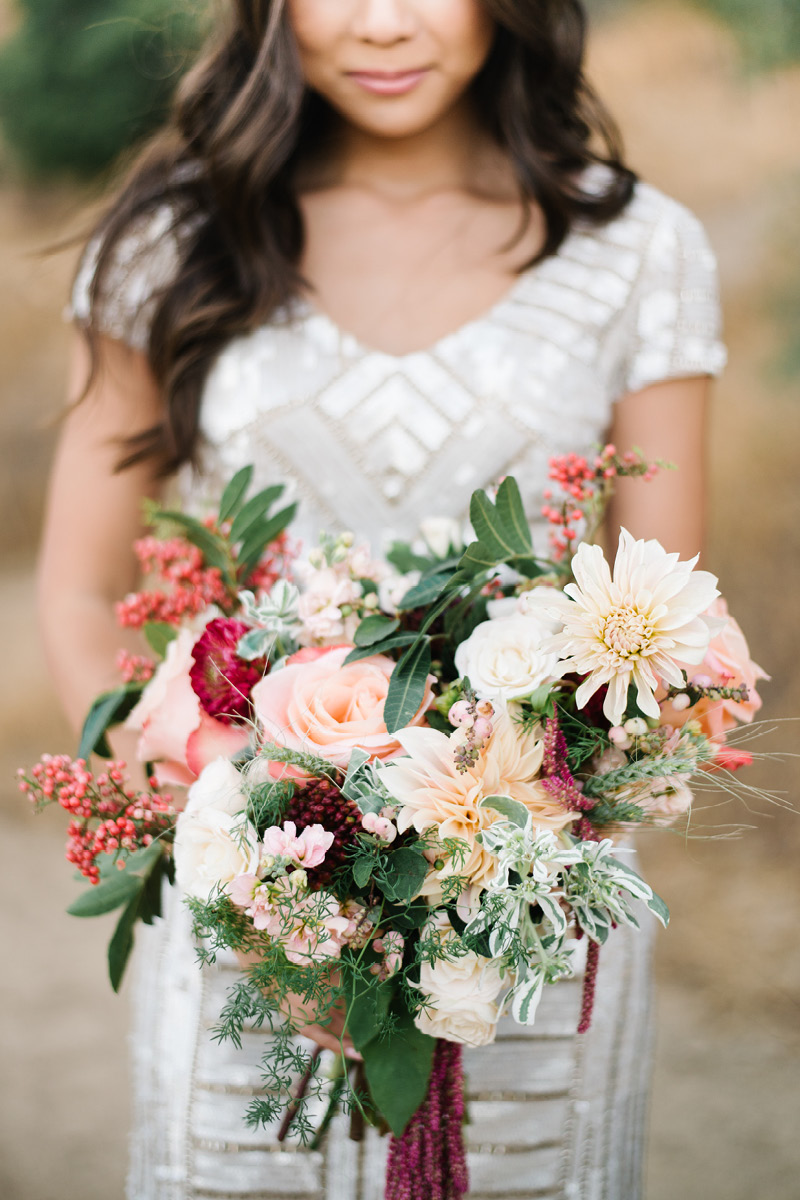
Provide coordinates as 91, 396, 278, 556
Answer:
277, 1045, 323, 1143
385, 1040, 469, 1200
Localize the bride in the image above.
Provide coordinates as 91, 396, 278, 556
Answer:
39, 1, 725, 1196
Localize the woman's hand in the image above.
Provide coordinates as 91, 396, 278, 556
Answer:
235, 951, 361, 1060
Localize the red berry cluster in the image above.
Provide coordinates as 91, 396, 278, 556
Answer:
542, 445, 660, 559
116, 536, 233, 630
18, 755, 175, 884
116, 650, 156, 685
284, 777, 362, 887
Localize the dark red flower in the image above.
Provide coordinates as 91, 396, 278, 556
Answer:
190, 618, 266, 723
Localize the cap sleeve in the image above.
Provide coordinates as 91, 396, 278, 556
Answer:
621, 198, 727, 394
70, 204, 184, 352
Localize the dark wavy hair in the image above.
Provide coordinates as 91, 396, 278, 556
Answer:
80, 0, 636, 474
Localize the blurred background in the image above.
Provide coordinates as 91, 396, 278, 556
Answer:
0, 1, 798, 1197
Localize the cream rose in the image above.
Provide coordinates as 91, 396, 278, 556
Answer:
252, 645, 434, 771
184, 757, 248, 817
414, 921, 508, 1047
174, 806, 260, 901
454, 613, 559, 702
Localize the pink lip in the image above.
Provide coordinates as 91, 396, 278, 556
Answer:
347, 69, 429, 96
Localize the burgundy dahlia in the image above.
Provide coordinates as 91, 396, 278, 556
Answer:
284, 777, 361, 886
190, 618, 266, 723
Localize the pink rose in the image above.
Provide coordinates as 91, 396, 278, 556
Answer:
660, 598, 768, 744
126, 628, 250, 786
252, 645, 434, 773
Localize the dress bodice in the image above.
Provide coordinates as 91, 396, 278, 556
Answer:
73, 179, 725, 553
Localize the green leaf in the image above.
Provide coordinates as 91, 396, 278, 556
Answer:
525, 685, 557, 717
343, 634, 418, 664
108, 892, 142, 993
77, 685, 144, 761
511, 554, 547, 579
383, 639, 432, 734
470, 489, 519, 560
219, 466, 254, 524
479, 794, 531, 828
398, 571, 454, 609
354, 615, 400, 647
377, 847, 429, 903
344, 977, 395, 1052
495, 477, 533, 554
238, 503, 299, 573
67, 871, 144, 918
386, 542, 432, 575
457, 539, 502, 577
229, 485, 285, 545
362, 1003, 435, 1136
143, 622, 177, 659
352, 857, 374, 890
155, 510, 232, 579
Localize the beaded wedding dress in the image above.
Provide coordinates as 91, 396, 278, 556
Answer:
73, 174, 725, 1200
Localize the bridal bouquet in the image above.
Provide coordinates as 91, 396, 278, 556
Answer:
20, 449, 767, 1200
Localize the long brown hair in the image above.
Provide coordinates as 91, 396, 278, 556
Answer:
80, 0, 635, 474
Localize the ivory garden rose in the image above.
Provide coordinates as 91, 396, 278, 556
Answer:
454, 612, 559, 702
252, 645, 435, 772
414, 917, 508, 1047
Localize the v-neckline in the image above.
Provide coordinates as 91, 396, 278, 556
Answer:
295, 258, 545, 362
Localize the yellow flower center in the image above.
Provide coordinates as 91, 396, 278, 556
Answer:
602, 605, 653, 659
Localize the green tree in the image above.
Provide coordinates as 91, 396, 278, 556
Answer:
0, 0, 202, 178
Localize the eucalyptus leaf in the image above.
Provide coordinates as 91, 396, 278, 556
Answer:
386, 542, 432, 575
352, 857, 374, 890
377, 847, 428, 903
219, 466, 254, 524
383, 638, 432, 734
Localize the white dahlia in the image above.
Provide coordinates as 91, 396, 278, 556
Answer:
543, 529, 722, 726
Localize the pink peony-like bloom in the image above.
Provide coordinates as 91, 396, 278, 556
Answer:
126, 628, 250, 786
190, 617, 266, 723
660, 598, 768, 745
252, 645, 434, 774
261, 821, 334, 868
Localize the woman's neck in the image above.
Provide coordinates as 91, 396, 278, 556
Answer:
299, 99, 515, 202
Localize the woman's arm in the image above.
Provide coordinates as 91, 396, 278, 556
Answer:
606, 376, 711, 560
37, 332, 165, 734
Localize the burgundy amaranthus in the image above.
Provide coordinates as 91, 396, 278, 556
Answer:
285, 777, 361, 886
386, 1039, 469, 1200
18, 755, 175, 884
541, 715, 596, 835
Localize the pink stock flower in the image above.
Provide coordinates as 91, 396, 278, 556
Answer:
261, 821, 335, 868
232, 875, 356, 963
252, 645, 435, 775
126, 629, 250, 786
